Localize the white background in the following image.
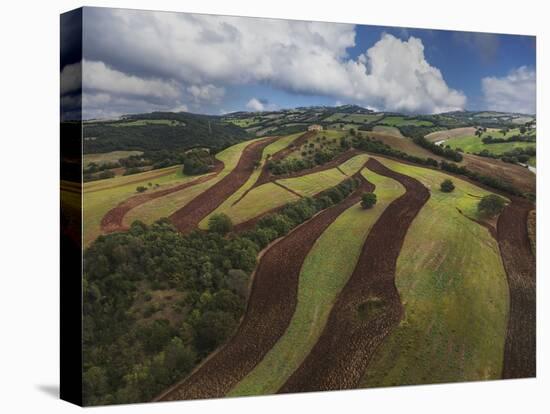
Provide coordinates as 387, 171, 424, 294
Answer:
0, 0, 547, 412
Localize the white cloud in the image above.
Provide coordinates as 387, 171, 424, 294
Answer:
246, 98, 265, 111
343, 34, 466, 113
85, 10, 465, 113
482, 67, 536, 114
83, 60, 179, 99
60, 61, 81, 95
170, 103, 189, 112
187, 84, 225, 104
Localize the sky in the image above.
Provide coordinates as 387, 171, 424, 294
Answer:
60, 7, 536, 120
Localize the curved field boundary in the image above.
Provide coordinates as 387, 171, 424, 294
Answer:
252, 131, 316, 187
360, 157, 508, 387
155, 170, 373, 401
279, 158, 430, 393
100, 160, 224, 233
498, 198, 536, 378
228, 167, 406, 396
233, 144, 361, 206
169, 136, 278, 234
84, 165, 181, 194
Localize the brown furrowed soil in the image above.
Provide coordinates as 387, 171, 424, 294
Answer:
424, 127, 477, 143
231, 131, 319, 205
155, 170, 373, 402
278, 158, 430, 393
169, 137, 278, 234
253, 131, 316, 187
462, 154, 535, 194
497, 198, 536, 378
100, 160, 224, 233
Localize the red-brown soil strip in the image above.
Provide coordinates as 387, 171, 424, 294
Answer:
497, 197, 536, 378
278, 158, 430, 393
169, 137, 278, 234
230, 131, 315, 206
100, 159, 224, 233
232, 131, 360, 206
155, 170, 374, 402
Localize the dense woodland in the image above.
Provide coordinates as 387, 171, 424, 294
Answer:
83, 112, 248, 154
82, 178, 359, 405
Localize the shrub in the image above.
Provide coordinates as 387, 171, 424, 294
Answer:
478, 195, 506, 217
208, 213, 233, 235
361, 192, 377, 209
136, 186, 147, 193
440, 179, 455, 193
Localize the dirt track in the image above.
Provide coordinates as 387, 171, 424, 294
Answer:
497, 198, 536, 378
155, 171, 373, 401
100, 160, 224, 233
169, 137, 277, 233
278, 158, 430, 393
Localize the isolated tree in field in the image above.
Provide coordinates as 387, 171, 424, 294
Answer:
361, 192, 377, 209
208, 213, 233, 235
136, 186, 147, 193
440, 179, 455, 193
478, 194, 506, 217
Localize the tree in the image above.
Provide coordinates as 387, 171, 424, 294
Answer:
136, 186, 147, 193
440, 179, 455, 193
478, 194, 506, 217
361, 192, 377, 209
208, 213, 233, 235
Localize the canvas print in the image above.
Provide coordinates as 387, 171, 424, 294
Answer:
60, 6, 536, 406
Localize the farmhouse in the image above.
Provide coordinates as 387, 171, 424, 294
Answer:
308, 124, 323, 131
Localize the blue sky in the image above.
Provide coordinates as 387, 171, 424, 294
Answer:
60, 7, 536, 119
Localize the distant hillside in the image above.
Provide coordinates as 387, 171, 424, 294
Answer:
83, 112, 249, 154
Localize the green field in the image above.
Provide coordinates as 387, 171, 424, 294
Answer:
198, 133, 305, 228
362, 157, 509, 387
287, 130, 346, 160
323, 113, 382, 123
338, 154, 369, 175
372, 125, 404, 137
226, 118, 257, 128
445, 132, 536, 155
211, 182, 300, 226
277, 168, 347, 197
83, 166, 197, 246
109, 119, 185, 127
379, 116, 433, 127
83, 150, 143, 167
123, 140, 255, 227
229, 165, 405, 396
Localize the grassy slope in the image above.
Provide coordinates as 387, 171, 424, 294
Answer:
278, 153, 372, 197
198, 133, 305, 228
445, 128, 535, 154
446, 136, 535, 154
379, 116, 433, 127
83, 166, 199, 246
372, 125, 404, 137
83, 150, 143, 166
201, 151, 368, 228
228, 165, 405, 396
122, 140, 253, 227
362, 157, 509, 387
108, 119, 184, 127
367, 132, 440, 159
277, 169, 346, 197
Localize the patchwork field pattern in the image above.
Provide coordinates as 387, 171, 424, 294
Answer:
83, 124, 535, 403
